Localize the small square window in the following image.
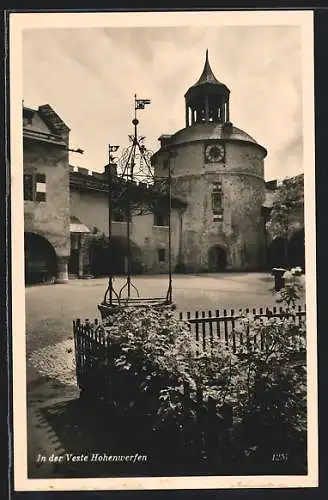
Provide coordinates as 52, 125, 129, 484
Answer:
154, 212, 169, 226
35, 173, 47, 202
158, 249, 165, 262
24, 172, 47, 202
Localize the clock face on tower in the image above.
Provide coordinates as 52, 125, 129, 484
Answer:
204, 143, 225, 163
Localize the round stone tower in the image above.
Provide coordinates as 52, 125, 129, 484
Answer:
152, 51, 267, 272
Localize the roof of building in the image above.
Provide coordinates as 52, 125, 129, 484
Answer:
185, 50, 230, 98
154, 122, 267, 155
38, 104, 70, 134
70, 215, 90, 233
193, 49, 226, 88
263, 173, 304, 208
23, 104, 69, 146
69, 166, 187, 209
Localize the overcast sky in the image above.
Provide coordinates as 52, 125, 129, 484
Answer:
22, 24, 304, 181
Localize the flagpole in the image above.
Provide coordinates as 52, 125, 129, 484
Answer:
121, 94, 154, 303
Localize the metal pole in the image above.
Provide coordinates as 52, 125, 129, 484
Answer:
167, 156, 173, 303
104, 146, 113, 304
103, 144, 120, 305
125, 104, 139, 299
126, 160, 132, 298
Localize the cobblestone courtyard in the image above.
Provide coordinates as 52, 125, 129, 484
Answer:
26, 273, 279, 354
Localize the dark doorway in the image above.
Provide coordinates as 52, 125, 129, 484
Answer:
24, 232, 57, 284
208, 245, 227, 272
267, 237, 288, 269
288, 229, 305, 271
88, 235, 143, 277
69, 249, 79, 275
69, 233, 81, 276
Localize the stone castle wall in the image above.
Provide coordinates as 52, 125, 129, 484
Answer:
155, 139, 266, 271
23, 138, 70, 258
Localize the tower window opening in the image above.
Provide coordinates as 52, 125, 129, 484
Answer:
212, 181, 223, 221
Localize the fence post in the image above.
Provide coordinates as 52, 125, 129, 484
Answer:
231, 309, 236, 353
195, 387, 203, 460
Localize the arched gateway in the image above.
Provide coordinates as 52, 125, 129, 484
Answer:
24, 232, 57, 284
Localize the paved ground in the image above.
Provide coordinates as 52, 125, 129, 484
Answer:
25, 273, 279, 355
24, 273, 305, 478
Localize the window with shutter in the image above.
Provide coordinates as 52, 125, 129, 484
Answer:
35, 173, 47, 202
23, 174, 33, 201
153, 207, 169, 226
23, 173, 47, 202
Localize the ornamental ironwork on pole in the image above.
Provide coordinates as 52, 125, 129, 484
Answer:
99, 95, 174, 317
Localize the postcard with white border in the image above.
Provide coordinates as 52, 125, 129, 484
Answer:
10, 9, 318, 491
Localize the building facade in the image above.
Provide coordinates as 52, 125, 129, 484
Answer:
23, 104, 71, 283
152, 51, 267, 272
22, 53, 305, 284
69, 166, 185, 278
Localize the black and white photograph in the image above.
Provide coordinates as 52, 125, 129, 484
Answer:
10, 10, 317, 491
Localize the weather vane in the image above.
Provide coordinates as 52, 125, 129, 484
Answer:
99, 94, 174, 317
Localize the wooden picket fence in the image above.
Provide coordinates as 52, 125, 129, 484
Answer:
73, 304, 306, 393
73, 305, 306, 465
178, 304, 306, 353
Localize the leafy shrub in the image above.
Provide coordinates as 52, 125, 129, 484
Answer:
274, 266, 305, 307
87, 273, 307, 472
94, 307, 240, 457
230, 312, 307, 472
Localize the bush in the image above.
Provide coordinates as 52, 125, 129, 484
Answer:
86, 268, 306, 472
91, 292, 306, 473
230, 312, 307, 472
94, 307, 240, 459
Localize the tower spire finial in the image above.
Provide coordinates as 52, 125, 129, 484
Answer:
206, 48, 208, 61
